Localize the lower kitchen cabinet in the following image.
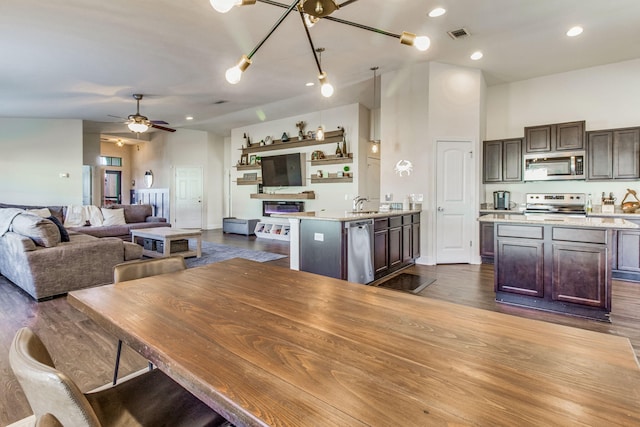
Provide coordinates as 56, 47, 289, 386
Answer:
479, 222, 495, 263
388, 216, 403, 270
373, 218, 389, 277
613, 218, 640, 281
493, 222, 612, 320
373, 213, 421, 280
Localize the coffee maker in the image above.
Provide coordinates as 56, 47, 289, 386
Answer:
493, 191, 511, 210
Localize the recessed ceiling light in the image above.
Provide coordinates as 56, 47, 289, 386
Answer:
470, 51, 483, 60
566, 26, 583, 37
185, 116, 194, 120
306, 82, 315, 87
429, 7, 446, 17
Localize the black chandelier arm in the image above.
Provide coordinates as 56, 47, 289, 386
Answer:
298, 8, 323, 74
338, 0, 360, 8
255, 0, 401, 39
248, 0, 299, 59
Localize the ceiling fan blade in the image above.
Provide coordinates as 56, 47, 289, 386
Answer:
150, 120, 169, 125
151, 123, 176, 132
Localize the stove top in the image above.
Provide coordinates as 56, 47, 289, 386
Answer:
525, 193, 586, 215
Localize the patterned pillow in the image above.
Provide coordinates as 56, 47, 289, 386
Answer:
11, 214, 61, 247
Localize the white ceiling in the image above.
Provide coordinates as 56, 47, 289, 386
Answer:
1, 0, 640, 138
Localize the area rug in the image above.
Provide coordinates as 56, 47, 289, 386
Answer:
378, 273, 436, 294
183, 241, 286, 268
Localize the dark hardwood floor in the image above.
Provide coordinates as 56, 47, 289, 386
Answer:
1, 229, 639, 425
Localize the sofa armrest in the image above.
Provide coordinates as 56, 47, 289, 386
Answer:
146, 217, 167, 223
2, 231, 37, 252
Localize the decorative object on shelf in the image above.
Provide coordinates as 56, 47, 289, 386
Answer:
307, 130, 314, 139
394, 159, 413, 176
243, 172, 258, 180
296, 121, 306, 139
335, 142, 343, 157
621, 188, 640, 213
311, 150, 324, 160
281, 132, 289, 142
144, 170, 153, 188
337, 170, 344, 178
317, 169, 323, 178
316, 126, 324, 141
249, 155, 257, 165
264, 136, 272, 145
343, 165, 351, 177
243, 132, 250, 147
339, 126, 347, 156
241, 153, 249, 165
210, 0, 430, 98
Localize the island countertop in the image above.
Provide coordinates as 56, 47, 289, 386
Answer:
273, 209, 422, 222
478, 213, 639, 229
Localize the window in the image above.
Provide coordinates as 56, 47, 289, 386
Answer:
100, 156, 122, 167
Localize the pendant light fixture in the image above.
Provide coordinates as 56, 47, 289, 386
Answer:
211, 0, 431, 97
370, 66, 380, 154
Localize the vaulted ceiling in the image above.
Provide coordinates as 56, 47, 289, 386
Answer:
1, 0, 639, 137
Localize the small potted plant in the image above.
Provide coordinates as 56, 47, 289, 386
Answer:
343, 165, 350, 177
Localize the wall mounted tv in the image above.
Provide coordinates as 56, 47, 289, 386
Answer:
260, 153, 306, 187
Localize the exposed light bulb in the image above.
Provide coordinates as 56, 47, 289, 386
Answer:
316, 126, 325, 141
428, 7, 446, 17
225, 55, 251, 84
318, 71, 334, 97
210, 0, 237, 13
304, 13, 319, 28
413, 36, 431, 51
225, 65, 242, 84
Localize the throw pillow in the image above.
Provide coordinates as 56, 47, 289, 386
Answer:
47, 215, 70, 242
101, 208, 127, 226
26, 208, 52, 218
11, 213, 61, 248
64, 204, 86, 227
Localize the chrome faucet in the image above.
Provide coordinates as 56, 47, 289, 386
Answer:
353, 195, 368, 211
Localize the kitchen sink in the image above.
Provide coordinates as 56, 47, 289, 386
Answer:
351, 210, 379, 214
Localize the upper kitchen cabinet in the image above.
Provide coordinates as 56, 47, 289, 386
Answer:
587, 127, 640, 180
524, 120, 585, 153
483, 138, 522, 183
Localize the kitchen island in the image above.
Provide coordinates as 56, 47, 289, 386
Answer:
274, 210, 421, 283
479, 213, 638, 320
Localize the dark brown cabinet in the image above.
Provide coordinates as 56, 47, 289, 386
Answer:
493, 222, 612, 319
373, 213, 421, 280
479, 222, 495, 263
482, 138, 522, 183
524, 120, 585, 153
587, 127, 640, 180
613, 218, 640, 281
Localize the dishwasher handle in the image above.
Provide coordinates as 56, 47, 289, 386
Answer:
344, 219, 374, 229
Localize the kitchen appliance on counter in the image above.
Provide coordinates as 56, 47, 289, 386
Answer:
523, 151, 585, 181
524, 193, 586, 216
493, 191, 511, 210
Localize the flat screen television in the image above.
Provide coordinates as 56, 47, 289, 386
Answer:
260, 153, 305, 187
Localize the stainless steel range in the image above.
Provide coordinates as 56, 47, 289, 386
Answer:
525, 193, 586, 216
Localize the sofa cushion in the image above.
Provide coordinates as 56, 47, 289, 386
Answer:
101, 208, 126, 226
124, 241, 144, 260
64, 205, 104, 227
26, 208, 51, 218
108, 204, 152, 223
47, 216, 70, 242
67, 224, 131, 238
11, 214, 61, 248
0, 203, 65, 225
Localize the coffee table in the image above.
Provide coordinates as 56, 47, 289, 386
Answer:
131, 227, 202, 258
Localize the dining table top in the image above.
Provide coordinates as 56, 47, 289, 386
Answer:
68, 258, 640, 426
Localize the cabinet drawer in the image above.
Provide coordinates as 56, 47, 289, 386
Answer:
374, 218, 388, 231
412, 214, 420, 224
552, 227, 606, 244
402, 215, 412, 225
497, 224, 543, 239
389, 216, 402, 228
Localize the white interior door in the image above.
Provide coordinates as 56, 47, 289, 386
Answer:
436, 141, 474, 263
175, 167, 203, 229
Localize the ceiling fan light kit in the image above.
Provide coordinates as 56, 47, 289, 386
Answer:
211, 0, 430, 97
124, 94, 176, 133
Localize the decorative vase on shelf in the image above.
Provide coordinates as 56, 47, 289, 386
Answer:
335, 142, 342, 158
342, 137, 347, 157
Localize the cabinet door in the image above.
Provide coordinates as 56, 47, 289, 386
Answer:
496, 238, 544, 297
556, 121, 585, 151
502, 139, 522, 181
389, 226, 402, 270
411, 222, 421, 259
525, 125, 552, 152
587, 131, 613, 180
402, 224, 412, 263
617, 230, 640, 272
483, 140, 503, 182
480, 222, 495, 258
373, 229, 389, 276
552, 242, 608, 309
613, 128, 640, 179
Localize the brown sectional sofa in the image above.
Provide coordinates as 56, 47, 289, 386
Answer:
0, 203, 169, 301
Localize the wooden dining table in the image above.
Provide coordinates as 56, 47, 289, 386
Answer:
68, 258, 640, 426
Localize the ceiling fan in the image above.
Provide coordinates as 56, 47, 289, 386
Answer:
118, 94, 176, 133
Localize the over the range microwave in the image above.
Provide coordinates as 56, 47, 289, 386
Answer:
523, 151, 585, 181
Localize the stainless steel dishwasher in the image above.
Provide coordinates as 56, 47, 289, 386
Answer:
344, 219, 374, 284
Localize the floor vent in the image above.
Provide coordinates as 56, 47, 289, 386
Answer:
447, 28, 470, 40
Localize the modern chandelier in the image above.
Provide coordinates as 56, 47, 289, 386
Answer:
209, 0, 431, 97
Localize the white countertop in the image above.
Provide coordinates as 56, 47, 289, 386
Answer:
273, 210, 421, 222
478, 213, 639, 229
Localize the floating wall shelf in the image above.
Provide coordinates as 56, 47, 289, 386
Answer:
241, 129, 344, 155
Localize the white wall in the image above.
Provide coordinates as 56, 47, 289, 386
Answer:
0, 118, 83, 205
381, 62, 484, 264
228, 103, 365, 220
484, 58, 640, 206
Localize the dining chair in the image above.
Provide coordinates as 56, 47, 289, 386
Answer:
35, 414, 63, 427
112, 256, 187, 384
10, 327, 227, 427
